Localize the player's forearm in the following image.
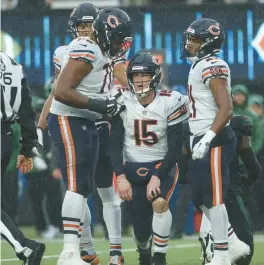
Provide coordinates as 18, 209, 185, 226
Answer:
54, 86, 89, 109
108, 118, 125, 176
154, 123, 183, 178
210, 106, 232, 135
113, 63, 128, 87
38, 95, 53, 129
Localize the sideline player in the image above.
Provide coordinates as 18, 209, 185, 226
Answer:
181, 18, 250, 265
46, 7, 132, 265
109, 52, 188, 265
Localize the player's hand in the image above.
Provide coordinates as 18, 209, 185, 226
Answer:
52, 168, 63, 180
147, 175, 161, 201
106, 93, 123, 115
192, 130, 216, 160
33, 127, 44, 156
117, 174, 132, 201
16, 155, 33, 174
192, 140, 210, 160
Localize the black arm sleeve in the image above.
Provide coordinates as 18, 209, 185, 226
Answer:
108, 115, 125, 176
17, 76, 37, 157
153, 122, 183, 179
239, 147, 262, 183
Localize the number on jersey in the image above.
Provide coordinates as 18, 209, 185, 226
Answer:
134, 120, 158, 146
187, 85, 196, 118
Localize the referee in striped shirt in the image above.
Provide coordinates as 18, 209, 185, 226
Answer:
1, 51, 45, 265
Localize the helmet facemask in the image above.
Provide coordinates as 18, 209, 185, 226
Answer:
129, 68, 162, 99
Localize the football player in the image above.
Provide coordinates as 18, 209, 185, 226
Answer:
181, 18, 250, 265
198, 115, 261, 265
38, 4, 130, 265
109, 52, 188, 265
45, 7, 132, 265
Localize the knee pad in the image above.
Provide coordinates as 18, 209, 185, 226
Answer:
152, 197, 169, 214
97, 187, 115, 203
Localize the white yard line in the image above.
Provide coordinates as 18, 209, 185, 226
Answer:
1, 243, 199, 262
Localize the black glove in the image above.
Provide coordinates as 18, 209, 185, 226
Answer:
87, 93, 123, 114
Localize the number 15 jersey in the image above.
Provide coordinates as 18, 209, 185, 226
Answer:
120, 90, 188, 163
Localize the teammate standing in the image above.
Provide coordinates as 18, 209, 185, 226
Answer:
198, 115, 261, 265
1, 51, 45, 265
181, 18, 250, 265
109, 52, 188, 265
46, 7, 132, 265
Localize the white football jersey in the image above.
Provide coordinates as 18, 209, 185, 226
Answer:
187, 56, 231, 136
50, 37, 125, 120
120, 90, 188, 163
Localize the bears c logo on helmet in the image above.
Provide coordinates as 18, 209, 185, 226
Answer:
107, 15, 119, 28
208, 25, 220, 36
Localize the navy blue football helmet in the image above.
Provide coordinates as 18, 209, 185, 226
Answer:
68, 3, 99, 38
181, 18, 225, 62
93, 7, 133, 59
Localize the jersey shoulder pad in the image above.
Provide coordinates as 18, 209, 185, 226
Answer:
230, 115, 253, 137
53, 45, 67, 69
200, 56, 230, 85
68, 37, 98, 64
158, 90, 188, 124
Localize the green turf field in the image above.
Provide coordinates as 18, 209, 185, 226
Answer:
1, 228, 264, 265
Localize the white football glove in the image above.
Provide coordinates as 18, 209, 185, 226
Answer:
33, 127, 44, 156
192, 130, 216, 160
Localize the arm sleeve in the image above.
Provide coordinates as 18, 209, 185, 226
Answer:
17, 76, 37, 157
108, 115, 125, 176
153, 122, 183, 179
239, 146, 262, 183
201, 59, 230, 86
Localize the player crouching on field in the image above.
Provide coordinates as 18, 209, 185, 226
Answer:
108, 52, 189, 265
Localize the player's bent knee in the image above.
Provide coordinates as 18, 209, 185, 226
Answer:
152, 197, 169, 214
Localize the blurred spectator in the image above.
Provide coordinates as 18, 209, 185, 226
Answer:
247, 94, 264, 154
1, 0, 18, 10
232, 84, 262, 153
224, 0, 248, 3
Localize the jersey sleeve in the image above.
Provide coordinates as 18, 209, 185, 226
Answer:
166, 91, 189, 126
113, 55, 126, 66
53, 46, 66, 70
68, 37, 97, 65
201, 58, 230, 86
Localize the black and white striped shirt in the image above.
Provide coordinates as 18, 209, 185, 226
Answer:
1, 52, 37, 157
1, 52, 23, 122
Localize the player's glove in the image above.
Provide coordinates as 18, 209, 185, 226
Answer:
87, 93, 123, 115
32, 127, 44, 156
192, 130, 216, 160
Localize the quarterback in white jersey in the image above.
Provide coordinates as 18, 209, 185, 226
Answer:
182, 18, 250, 265
109, 53, 188, 265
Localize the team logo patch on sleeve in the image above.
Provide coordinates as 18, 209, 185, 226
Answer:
202, 65, 229, 84
167, 104, 188, 122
